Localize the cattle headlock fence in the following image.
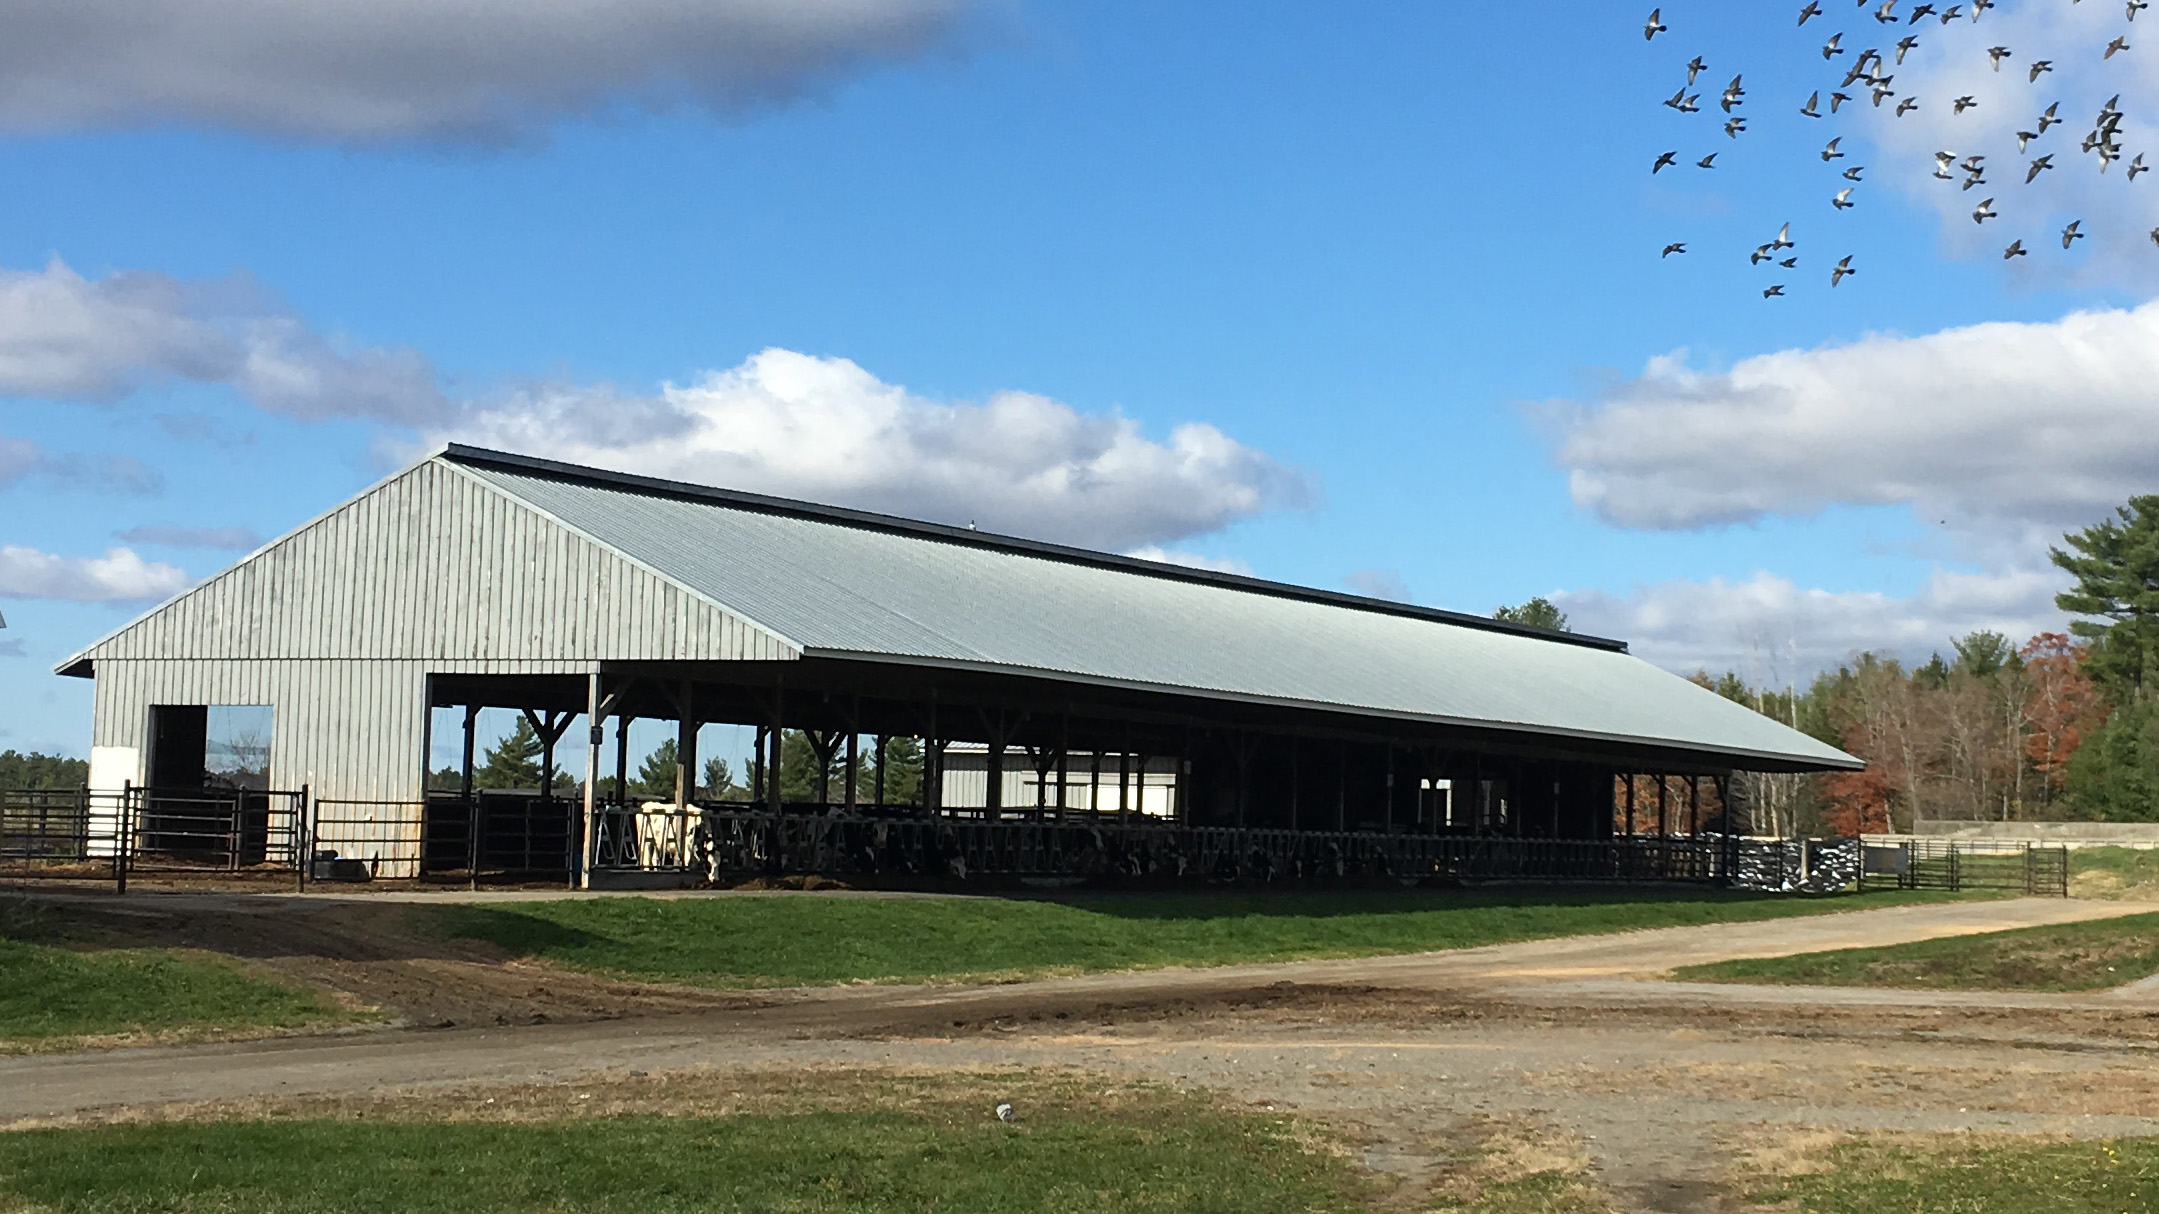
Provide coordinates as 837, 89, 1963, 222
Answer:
4, 789, 2066, 897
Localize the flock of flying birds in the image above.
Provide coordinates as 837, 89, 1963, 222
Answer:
1645, 0, 2151, 297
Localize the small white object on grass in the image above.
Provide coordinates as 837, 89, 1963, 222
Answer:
995, 1102, 1018, 1123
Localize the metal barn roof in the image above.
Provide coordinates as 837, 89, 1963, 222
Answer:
445, 447, 1858, 771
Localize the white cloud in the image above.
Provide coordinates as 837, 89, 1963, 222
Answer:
1851, 0, 2159, 280
1127, 546, 1255, 576
1548, 301, 2159, 543
441, 348, 1311, 551
0, 434, 161, 494
0, 259, 447, 425
1343, 568, 1411, 602
0, 0, 980, 144
114, 525, 264, 551
1560, 567, 2065, 679
0, 546, 190, 603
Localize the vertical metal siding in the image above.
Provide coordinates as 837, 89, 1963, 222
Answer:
81, 459, 798, 802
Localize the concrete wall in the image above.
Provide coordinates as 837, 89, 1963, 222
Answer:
1911, 820, 2159, 850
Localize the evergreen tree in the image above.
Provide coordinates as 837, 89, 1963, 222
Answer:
1492, 596, 1570, 632
632, 739, 682, 799
701, 756, 745, 800
472, 718, 568, 791
2052, 495, 2159, 701
0, 750, 89, 789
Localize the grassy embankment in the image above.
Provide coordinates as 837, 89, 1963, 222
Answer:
2069, 845, 2159, 900
438, 887, 1966, 988
1676, 910, 2159, 991
0, 898, 359, 1050
0, 1073, 1372, 1213
1753, 1134, 2159, 1214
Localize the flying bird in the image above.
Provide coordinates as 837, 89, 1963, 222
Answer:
1823, 33, 1846, 58
2133, 0, 2151, 19
1799, 0, 1822, 22
2004, 239, 2027, 258
1661, 242, 1687, 257
1897, 96, 1919, 116
2027, 154, 2054, 182
1722, 75, 1746, 111
1934, 150, 1957, 178
1897, 35, 1920, 63
1725, 116, 1748, 137
1910, 2, 1937, 19
1823, 136, 1847, 161
1663, 87, 1689, 111
1972, 197, 1997, 222
1939, 4, 1963, 21
1763, 284, 1787, 297
1645, 8, 1666, 39
2107, 36, 2131, 59
2130, 153, 2149, 180
1834, 187, 1857, 208
1972, 0, 1993, 15
1832, 255, 1856, 285
1751, 244, 1777, 264
2029, 60, 2053, 81
1843, 165, 1866, 181
1875, 0, 1899, 23
2149, 226, 2159, 247
1831, 91, 1853, 111
1697, 152, 1717, 168
2016, 130, 2040, 152
2062, 220, 2085, 248
2039, 102, 2062, 132
1780, 256, 1799, 268
1988, 46, 2012, 71
1653, 151, 1678, 172
1801, 90, 1822, 117
1686, 55, 1707, 83
1772, 222, 1795, 249
1954, 95, 1977, 113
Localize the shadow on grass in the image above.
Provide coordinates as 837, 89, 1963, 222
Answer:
1038, 887, 1836, 923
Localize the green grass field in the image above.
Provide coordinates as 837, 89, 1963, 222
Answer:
0, 899, 358, 1048
0, 1103, 1368, 1213
437, 887, 1960, 988
1757, 1135, 2159, 1213
1674, 911, 2159, 992
2070, 846, 2159, 899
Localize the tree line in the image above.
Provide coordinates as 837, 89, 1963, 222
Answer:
431, 718, 926, 806
1688, 495, 2159, 831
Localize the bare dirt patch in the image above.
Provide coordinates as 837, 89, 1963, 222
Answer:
27, 895, 762, 1030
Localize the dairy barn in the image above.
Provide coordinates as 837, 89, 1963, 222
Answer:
41, 445, 1861, 890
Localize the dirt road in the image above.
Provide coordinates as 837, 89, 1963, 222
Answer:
8, 895, 2159, 1213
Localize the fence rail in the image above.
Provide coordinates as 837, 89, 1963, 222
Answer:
1859, 838, 2069, 896
16, 788, 2065, 896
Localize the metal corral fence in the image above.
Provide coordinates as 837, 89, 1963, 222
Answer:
1859, 838, 2069, 896
2, 786, 308, 892
683, 808, 1865, 891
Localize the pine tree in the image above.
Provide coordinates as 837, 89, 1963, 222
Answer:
472, 718, 568, 791
2053, 495, 2159, 702
1493, 597, 1571, 632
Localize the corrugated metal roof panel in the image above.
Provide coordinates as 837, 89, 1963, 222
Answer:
454, 453, 1858, 770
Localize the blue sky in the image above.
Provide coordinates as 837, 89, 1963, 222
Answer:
4, 0, 2156, 757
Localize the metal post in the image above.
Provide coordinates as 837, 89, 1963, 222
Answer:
1089, 747, 1101, 816
580, 671, 601, 889
1657, 774, 1668, 839
295, 785, 310, 893
116, 781, 131, 895
874, 735, 887, 808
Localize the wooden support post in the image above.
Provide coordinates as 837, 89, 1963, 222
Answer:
580, 671, 601, 889
1657, 774, 1669, 839
1624, 774, 1635, 838
873, 735, 887, 808
460, 705, 478, 802
614, 714, 633, 807
676, 681, 696, 809
766, 684, 783, 814
845, 732, 859, 808
1089, 747, 1101, 816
